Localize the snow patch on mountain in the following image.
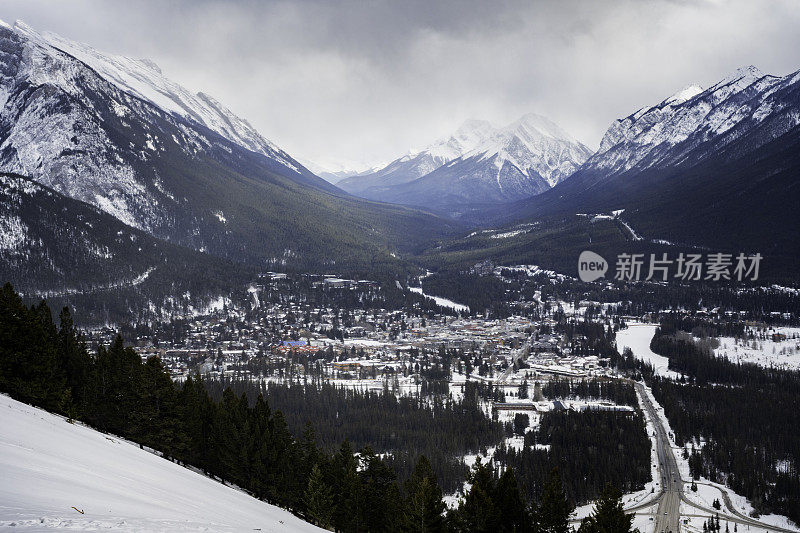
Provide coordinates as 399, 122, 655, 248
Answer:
0, 214, 26, 251
402, 114, 589, 188
341, 113, 591, 207
663, 84, 703, 106
416, 119, 496, 162
464, 113, 592, 188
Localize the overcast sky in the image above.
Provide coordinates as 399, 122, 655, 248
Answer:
4, 0, 800, 171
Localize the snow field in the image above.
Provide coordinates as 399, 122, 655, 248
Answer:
0, 395, 321, 532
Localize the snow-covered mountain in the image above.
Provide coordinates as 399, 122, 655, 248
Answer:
0, 394, 321, 532
337, 118, 496, 194
0, 19, 456, 273
497, 64, 800, 258
584, 65, 800, 176
0, 18, 318, 234
338, 114, 591, 215
9, 19, 300, 171
299, 157, 385, 184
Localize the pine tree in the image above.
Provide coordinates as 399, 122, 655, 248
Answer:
331, 440, 363, 532
535, 469, 574, 533
0, 285, 63, 411
456, 458, 499, 532
495, 467, 530, 532
360, 447, 401, 532
404, 456, 447, 533
578, 484, 636, 533
304, 464, 334, 529
56, 306, 89, 417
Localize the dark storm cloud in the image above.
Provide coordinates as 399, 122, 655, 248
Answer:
4, 0, 800, 170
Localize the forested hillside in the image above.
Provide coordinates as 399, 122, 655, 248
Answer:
0, 173, 255, 324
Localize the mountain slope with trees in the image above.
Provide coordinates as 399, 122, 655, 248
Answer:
0, 173, 254, 324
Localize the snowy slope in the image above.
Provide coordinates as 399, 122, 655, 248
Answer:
0, 18, 313, 235
339, 114, 591, 212
449, 113, 593, 189
10, 19, 299, 171
587, 65, 800, 175
0, 394, 321, 532
615, 323, 681, 379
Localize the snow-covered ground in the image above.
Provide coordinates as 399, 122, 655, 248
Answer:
408, 286, 470, 313
681, 482, 799, 532
715, 327, 800, 371
0, 395, 321, 532
616, 323, 681, 378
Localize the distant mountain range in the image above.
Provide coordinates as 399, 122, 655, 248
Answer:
0, 19, 459, 282
1, 15, 798, 304
338, 114, 592, 216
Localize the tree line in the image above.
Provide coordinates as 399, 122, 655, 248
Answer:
200, 377, 504, 494
542, 379, 638, 406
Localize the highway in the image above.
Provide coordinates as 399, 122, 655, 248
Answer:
636, 382, 682, 533
633, 382, 798, 533
497, 340, 529, 383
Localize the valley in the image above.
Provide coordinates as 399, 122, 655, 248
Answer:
0, 8, 799, 533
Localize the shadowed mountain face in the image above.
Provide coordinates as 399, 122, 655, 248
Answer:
0, 173, 258, 323
487, 66, 800, 262
338, 114, 592, 217
0, 19, 460, 274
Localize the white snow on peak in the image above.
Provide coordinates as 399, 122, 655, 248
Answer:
591, 64, 798, 172
512, 112, 578, 142
703, 64, 766, 102
9, 20, 298, 170
717, 65, 764, 88
301, 157, 379, 176
663, 84, 703, 106
453, 113, 592, 187
419, 118, 496, 161
363, 113, 592, 193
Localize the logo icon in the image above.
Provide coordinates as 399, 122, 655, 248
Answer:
578, 250, 608, 282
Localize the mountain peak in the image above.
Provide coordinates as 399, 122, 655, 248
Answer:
733, 64, 764, 79
663, 84, 703, 106
4, 20, 298, 170
9, 19, 42, 41
713, 64, 764, 91
512, 112, 575, 142
13, 19, 33, 31
138, 58, 162, 74
589, 63, 797, 176
339, 111, 591, 207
